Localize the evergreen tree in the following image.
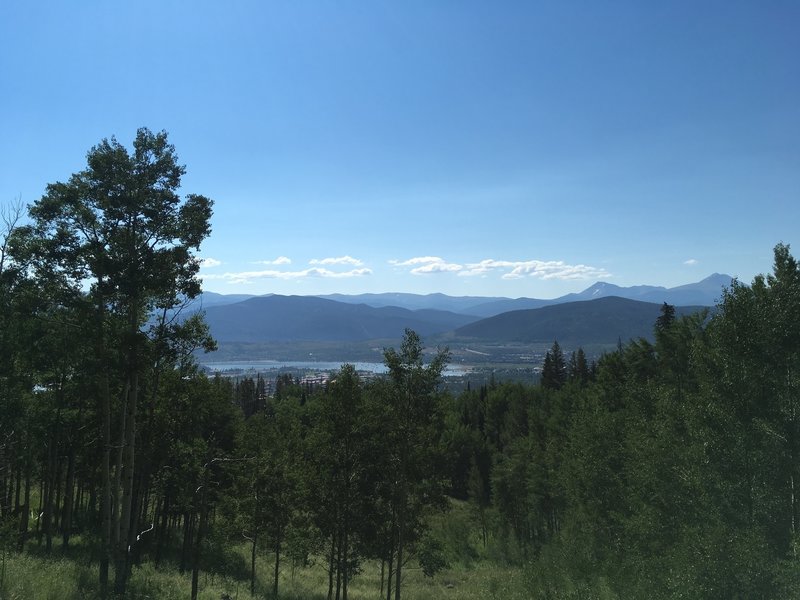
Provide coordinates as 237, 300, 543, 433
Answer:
654, 301, 676, 335
541, 341, 567, 390
567, 348, 590, 385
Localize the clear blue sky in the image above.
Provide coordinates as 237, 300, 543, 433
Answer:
2, 1, 798, 298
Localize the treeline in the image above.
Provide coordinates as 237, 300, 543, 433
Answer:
0, 129, 456, 600
2, 128, 800, 598
472, 243, 800, 598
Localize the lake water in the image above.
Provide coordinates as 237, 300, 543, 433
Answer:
200, 360, 472, 376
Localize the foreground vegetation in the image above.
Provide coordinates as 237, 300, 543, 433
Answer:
0, 500, 532, 600
2, 129, 800, 598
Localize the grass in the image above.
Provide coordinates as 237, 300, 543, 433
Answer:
0, 539, 528, 600
242, 554, 529, 600
0, 500, 530, 599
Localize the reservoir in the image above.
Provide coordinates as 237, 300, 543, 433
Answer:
199, 360, 472, 376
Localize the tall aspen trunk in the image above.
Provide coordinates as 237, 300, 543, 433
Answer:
789, 474, 797, 539
273, 536, 281, 599
327, 534, 335, 600
98, 325, 112, 600
112, 384, 128, 547
16, 471, 29, 552
115, 367, 138, 595
191, 485, 208, 600
250, 529, 257, 596
394, 448, 407, 600
13, 462, 21, 515
394, 506, 404, 600
385, 537, 394, 600
61, 450, 75, 549
129, 453, 150, 567
42, 440, 54, 552
342, 522, 349, 600
335, 532, 342, 600
130, 355, 163, 568
790, 387, 797, 554
52, 452, 63, 532
180, 511, 194, 573
0, 462, 6, 520
155, 491, 170, 567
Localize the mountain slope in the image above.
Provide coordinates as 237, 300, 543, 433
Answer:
664, 273, 734, 305
319, 275, 733, 319
452, 297, 707, 345
199, 274, 732, 322
553, 274, 732, 306
462, 297, 553, 317
203, 295, 480, 343
317, 292, 507, 314
197, 291, 259, 307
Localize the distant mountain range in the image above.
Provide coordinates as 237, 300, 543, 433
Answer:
552, 273, 733, 308
199, 273, 732, 316
196, 291, 268, 308
194, 274, 732, 349
318, 273, 733, 316
202, 295, 480, 343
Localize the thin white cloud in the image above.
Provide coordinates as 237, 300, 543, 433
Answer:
458, 259, 515, 276
390, 256, 463, 275
312, 267, 372, 279
253, 256, 292, 266
460, 259, 611, 281
389, 256, 446, 266
412, 262, 463, 274
199, 257, 222, 268
202, 267, 372, 285
684, 258, 699, 266
390, 256, 607, 279
310, 255, 364, 266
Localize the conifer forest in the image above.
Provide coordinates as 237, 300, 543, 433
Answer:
2, 130, 800, 599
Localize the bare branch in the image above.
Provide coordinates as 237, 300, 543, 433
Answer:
0, 197, 25, 276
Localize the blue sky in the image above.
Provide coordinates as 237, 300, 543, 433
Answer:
2, 1, 798, 298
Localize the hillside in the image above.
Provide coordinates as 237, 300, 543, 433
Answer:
318, 292, 506, 314
195, 275, 731, 348
451, 296, 707, 345
202, 295, 480, 343
198, 274, 732, 322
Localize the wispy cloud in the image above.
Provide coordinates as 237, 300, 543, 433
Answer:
389, 256, 463, 275
199, 257, 222, 268
462, 259, 610, 280
390, 256, 447, 266
310, 255, 364, 266
391, 256, 610, 280
253, 256, 292, 266
202, 267, 372, 285
684, 258, 699, 266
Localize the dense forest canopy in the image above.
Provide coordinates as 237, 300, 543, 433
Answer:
1, 130, 799, 598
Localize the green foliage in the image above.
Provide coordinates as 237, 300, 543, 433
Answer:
6, 157, 800, 600
541, 341, 566, 390
417, 536, 449, 577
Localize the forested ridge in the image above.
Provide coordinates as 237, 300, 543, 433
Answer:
1, 131, 799, 599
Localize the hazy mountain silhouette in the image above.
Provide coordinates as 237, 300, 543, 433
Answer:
450, 297, 708, 345
202, 295, 480, 343
314, 274, 732, 317
197, 275, 729, 345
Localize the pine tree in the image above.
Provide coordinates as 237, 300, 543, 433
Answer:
541, 341, 567, 390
